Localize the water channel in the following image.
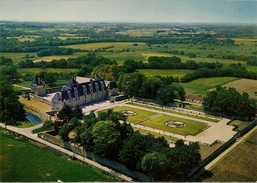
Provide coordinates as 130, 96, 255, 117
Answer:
25, 112, 42, 124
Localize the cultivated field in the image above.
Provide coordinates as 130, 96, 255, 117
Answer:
0, 131, 115, 182
60, 42, 146, 50
232, 38, 257, 45
221, 78, 257, 100
200, 128, 257, 182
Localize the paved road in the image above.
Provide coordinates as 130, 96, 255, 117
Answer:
0, 123, 133, 182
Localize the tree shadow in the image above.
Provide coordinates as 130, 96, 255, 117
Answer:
196, 170, 214, 182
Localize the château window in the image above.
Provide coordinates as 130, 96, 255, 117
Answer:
100, 81, 105, 90
95, 83, 99, 91
82, 85, 87, 95
88, 84, 93, 93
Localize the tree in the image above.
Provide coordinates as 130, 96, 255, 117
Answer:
70, 117, 82, 129
44, 72, 57, 84
122, 60, 138, 73
141, 152, 170, 181
117, 72, 145, 97
58, 123, 71, 141
118, 132, 147, 170
91, 121, 121, 160
164, 142, 201, 181
203, 85, 256, 119
42, 120, 55, 130
0, 74, 26, 127
157, 84, 185, 105
141, 76, 163, 99
57, 105, 73, 121
0, 64, 19, 80
72, 105, 83, 120
77, 65, 91, 77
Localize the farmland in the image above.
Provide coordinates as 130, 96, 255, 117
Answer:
200, 128, 257, 182
221, 78, 257, 100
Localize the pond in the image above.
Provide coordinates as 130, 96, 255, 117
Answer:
25, 112, 42, 124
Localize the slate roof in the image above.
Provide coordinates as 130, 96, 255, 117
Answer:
57, 78, 106, 101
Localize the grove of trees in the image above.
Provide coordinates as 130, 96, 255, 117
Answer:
181, 63, 257, 82
55, 107, 201, 181
203, 85, 257, 119
0, 73, 26, 127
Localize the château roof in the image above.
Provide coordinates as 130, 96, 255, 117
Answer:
57, 77, 106, 101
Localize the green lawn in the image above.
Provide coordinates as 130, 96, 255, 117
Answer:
0, 133, 115, 182
127, 103, 219, 123
108, 106, 207, 136
142, 114, 207, 136
111, 106, 157, 123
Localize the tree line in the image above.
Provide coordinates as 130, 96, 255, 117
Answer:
203, 85, 257, 119
181, 63, 257, 82
51, 106, 201, 181
146, 56, 223, 70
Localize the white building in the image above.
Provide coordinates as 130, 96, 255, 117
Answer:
51, 76, 107, 111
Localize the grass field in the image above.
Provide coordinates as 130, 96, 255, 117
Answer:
179, 77, 239, 95
0, 132, 115, 182
127, 103, 219, 122
60, 42, 146, 50
232, 38, 257, 45
111, 106, 157, 123
137, 69, 194, 78
0, 52, 37, 65
142, 114, 207, 136
200, 128, 257, 182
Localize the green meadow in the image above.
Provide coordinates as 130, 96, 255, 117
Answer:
0, 133, 115, 182
179, 77, 239, 95
142, 114, 207, 136
137, 69, 194, 78
18, 68, 78, 75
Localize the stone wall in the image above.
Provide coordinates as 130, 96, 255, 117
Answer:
39, 131, 150, 182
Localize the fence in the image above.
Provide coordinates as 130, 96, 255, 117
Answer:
39, 132, 150, 182
188, 118, 257, 181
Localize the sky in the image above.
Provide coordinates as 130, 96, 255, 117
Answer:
0, 0, 256, 23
